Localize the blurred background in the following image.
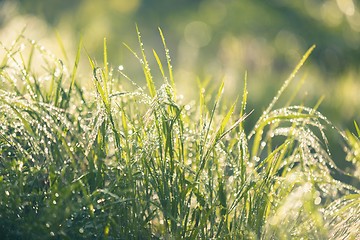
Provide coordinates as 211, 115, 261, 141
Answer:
0, 0, 359, 144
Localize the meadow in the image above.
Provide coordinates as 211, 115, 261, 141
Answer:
0, 28, 360, 239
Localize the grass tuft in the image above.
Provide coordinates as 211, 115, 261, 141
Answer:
0, 31, 359, 239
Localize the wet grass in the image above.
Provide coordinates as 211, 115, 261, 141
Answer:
0, 30, 360, 239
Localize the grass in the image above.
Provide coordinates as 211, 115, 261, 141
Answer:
0, 29, 360, 239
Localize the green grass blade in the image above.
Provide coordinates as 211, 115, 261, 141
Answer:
250, 45, 316, 141
354, 121, 360, 137
239, 72, 248, 130
240, 72, 248, 118
136, 24, 156, 97
264, 45, 316, 115
215, 99, 237, 140
103, 37, 109, 94
67, 36, 82, 101
158, 27, 175, 88
55, 30, 69, 64
153, 49, 166, 80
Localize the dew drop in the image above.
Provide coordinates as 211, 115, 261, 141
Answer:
314, 197, 321, 205
19, 43, 25, 51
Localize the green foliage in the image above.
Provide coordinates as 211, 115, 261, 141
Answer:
0, 31, 359, 239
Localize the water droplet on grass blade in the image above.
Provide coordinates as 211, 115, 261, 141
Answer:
314, 197, 321, 205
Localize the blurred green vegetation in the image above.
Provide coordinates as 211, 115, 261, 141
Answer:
1, 0, 359, 147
